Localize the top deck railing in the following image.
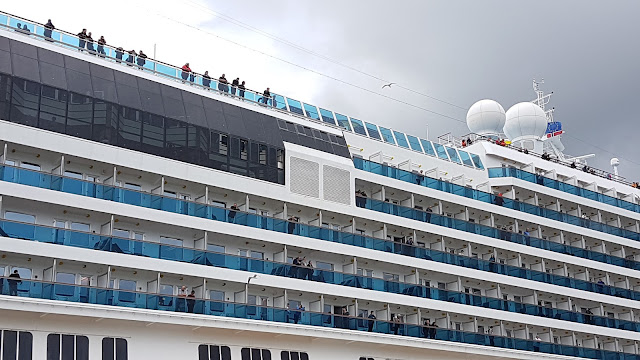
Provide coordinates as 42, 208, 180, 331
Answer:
0, 11, 487, 170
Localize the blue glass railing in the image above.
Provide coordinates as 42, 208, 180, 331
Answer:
0, 164, 637, 302
2, 219, 636, 333
489, 167, 640, 215
0, 277, 637, 360
355, 158, 640, 243
357, 196, 640, 301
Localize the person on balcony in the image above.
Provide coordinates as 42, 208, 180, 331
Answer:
44, 19, 55, 40
218, 74, 229, 93
202, 71, 211, 88
238, 81, 246, 98
97, 36, 107, 56
181, 63, 192, 82
137, 50, 147, 68
8, 270, 21, 296
77, 28, 87, 50
85, 32, 95, 52
231, 78, 240, 95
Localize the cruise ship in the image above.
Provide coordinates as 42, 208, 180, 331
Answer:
2, 11, 640, 360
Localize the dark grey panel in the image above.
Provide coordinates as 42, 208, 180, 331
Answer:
240, 111, 265, 140
163, 96, 186, 121
137, 77, 161, 94
11, 53, 40, 82
159, 84, 181, 100
0, 50, 11, 74
9, 39, 37, 59
114, 70, 138, 88
333, 145, 350, 157
89, 63, 115, 82
184, 105, 207, 128
202, 97, 227, 132
139, 89, 165, 116
181, 90, 204, 107
37, 48, 64, 66
64, 55, 90, 74
224, 114, 247, 138
65, 69, 92, 96
258, 115, 283, 147
220, 101, 243, 118
280, 130, 300, 145
39, 62, 67, 89
115, 83, 142, 109
0, 36, 9, 51
90, 76, 118, 103
335, 136, 347, 147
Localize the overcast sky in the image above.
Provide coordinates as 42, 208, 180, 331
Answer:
5, 1, 640, 179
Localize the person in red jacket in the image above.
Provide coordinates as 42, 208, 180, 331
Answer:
181, 63, 192, 82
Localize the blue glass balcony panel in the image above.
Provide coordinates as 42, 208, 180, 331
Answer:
378, 127, 396, 144
393, 131, 410, 149
406, 135, 423, 152
420, 139, 436, 157
302, 103, 320, 120
458, 150, 474, 167
349, 118, 367, 136
364, 122, 381, 140
334, 113, 352, 131
285, 98, 304, 115
446, 146, 461, 164
432, 143, 449, 160
319, 108, 336, 125
470, 154, 484, 169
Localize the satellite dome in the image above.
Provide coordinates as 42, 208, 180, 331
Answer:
503, 102, 547, 141
466, 100, 506, 136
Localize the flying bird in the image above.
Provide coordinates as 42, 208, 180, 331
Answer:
381, 82, 395, 89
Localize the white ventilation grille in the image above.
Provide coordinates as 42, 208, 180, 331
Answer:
290, 157, 320, 198
323, 165, 351, 205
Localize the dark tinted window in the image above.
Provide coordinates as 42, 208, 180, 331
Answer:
199, 345, 231, 360
165, 118, 187, 160
38, 85, 68, 133
0, 73, 13, 120
47, 333, 89, 360
117, 107, 142, 151
241, 348, 270, 360
10, 77, 39, 126
66, 92, 93, 139
280, 352, 308, 360
92, 100, 119, 144
102, 337, 128, 360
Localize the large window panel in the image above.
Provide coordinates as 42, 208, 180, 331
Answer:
92, 100, 119, 144
209, 131, 228, 171
0, 73, 12, 120
188, 124, 209, 166
228, 136, 248, 176
66, 92, 93, 139
10, 77, 39, 126
165, 118, 187, 160
39, 85, 68, 134
117, 107, 142, 151
141, 113, 164, 156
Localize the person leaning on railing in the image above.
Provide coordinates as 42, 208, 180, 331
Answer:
97, 36, 107, 57
77, 28, 87, 50
44, 19, 55, 40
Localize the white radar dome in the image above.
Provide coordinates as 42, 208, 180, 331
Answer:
503, 102, 547, 141
466, 100, 506, 136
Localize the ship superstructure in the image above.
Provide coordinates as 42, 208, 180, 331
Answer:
1, 12, 640, 360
